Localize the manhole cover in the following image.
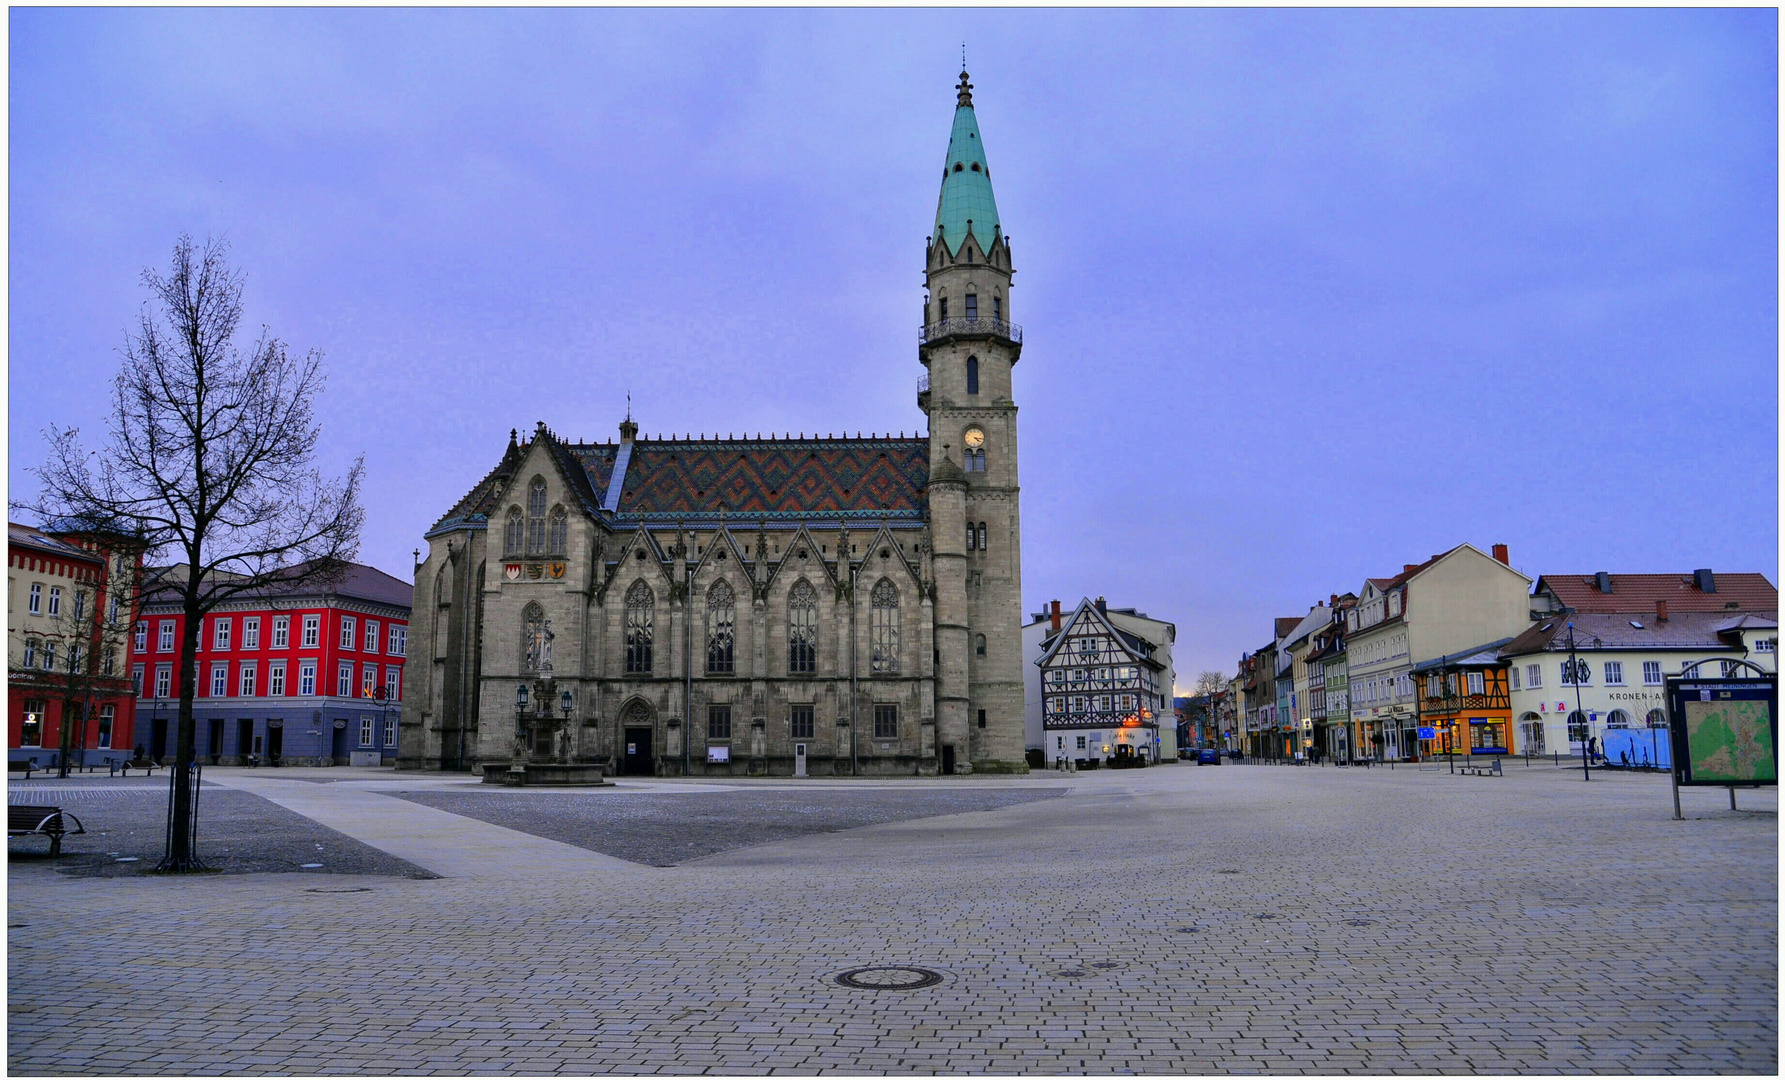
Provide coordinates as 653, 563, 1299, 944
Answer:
1175, 926, 1203, 934
1054, 969, 1087, 978
305, 886, 373, 894
1089, 961, 1124, 969
1345, 918, 1375, 926
833, 966, 942, 990
1253, 913, 1279, 920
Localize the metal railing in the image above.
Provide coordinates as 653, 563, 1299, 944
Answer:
919, 317, 1022, 345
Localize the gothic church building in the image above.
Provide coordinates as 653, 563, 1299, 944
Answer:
400, 71, 1027, 776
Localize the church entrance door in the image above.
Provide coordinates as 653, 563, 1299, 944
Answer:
623, 727, 654, 776
941, 745, 956, 775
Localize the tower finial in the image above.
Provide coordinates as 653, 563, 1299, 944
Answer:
625, 390, 632, 423
956, 66, 973, 108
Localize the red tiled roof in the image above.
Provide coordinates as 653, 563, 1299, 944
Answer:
1538, 573, 1777, 615
1274, 617, 1301, 639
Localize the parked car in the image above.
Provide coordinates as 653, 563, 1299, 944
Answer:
1197, 748, 1222, 766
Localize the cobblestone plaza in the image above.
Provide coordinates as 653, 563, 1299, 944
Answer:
8, 762, 1776, 1074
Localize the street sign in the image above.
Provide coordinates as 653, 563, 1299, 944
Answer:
1416, 726, 1436, 740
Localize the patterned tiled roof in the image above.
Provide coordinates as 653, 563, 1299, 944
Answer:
1537, 573, 1777, 615
607, 438, 929, 520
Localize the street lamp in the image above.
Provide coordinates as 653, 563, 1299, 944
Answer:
559, 689, 574, 762
1564, 616, 1590, 783
514, 682, 530, 765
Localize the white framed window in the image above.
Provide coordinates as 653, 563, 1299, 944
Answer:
389, 625, 406, 656
385, 666, 400, 702
1510, 666, 1521, 691
132, 665, 144, 697
1467, 671, 1484, 695
272, 616, 290, 649
359, 717, 374, 748
299, 661, 317, 696
1526, 663, 1542, 689
269, 661, 287, 697
340, 617, 356, 650
364, 620, 379, 655
362, 663, 378, 699
154, 665, 172, 698
337, 661, 353, 697
72, 591, 85, 620
47, 586, 61, 617
1643, 661, 1663, 685
383, 716, 397, 748
97, 705, 115, 749
211, 662, 229, 697
1758, 638, 1777, 654
1603, 661, 1624, 686
239, 663, 257, 697
302, 615, 320, 648
23, 639, 38, 668
135, 621, 148, 651
28, 582, 42, 614
107, 594, 119, 625
242, 617, 260, 650
159, 620, 175, 651
213, 617, 231, 651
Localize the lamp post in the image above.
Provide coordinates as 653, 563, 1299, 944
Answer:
513, 682, 530, 771
559, 688, 574, 763
1565, 617, 1590, 782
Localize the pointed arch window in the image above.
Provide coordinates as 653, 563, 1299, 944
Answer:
706, 580, 735, 674
966, 355, 979, 395
522, 603, 546, 675
870, 579, 900, 674
526, 478, 548, 555
625, 581, 654, 674
504, 509, 524, 556
549, 507, 568, 556
788, 579, 818, 674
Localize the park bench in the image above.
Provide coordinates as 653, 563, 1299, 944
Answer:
8, 760, 39, 779
1456, 757, 1503, 778
8, 805, 85, 857
110, 759, 160, 778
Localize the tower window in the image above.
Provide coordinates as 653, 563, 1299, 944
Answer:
966, 356, 979, 395
978, 522, 988, 550
970, 162, 981, 172
953, 163, 964, 172
993, 296, 1001, 321
966, 523, 976, 551
965, 294, 977, 320
939, 297, 948, 321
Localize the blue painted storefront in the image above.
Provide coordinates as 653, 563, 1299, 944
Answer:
129, 699, 400, 766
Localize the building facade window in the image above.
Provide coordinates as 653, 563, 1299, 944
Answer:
966, 355, 979, 395
273, 616, 290, 649
269, 661, 286, 696
976, 633, 987, 657
1510, 666, 1520, 690
1646, 708, 1667, 728
302, 615, 320, 648
102, 649, 115, 676
1643, 661, 1663, 685
211, 662, 229, 697
1467, 671, 1484, 695
549, 508, 568, 557
28, 583, 41, 614
870, 579, 900, 674
707, 703, 732, 741
214, 617, 230, 651
337, 661, 353, 697
787, 580, 817, 674
107, 594, 119, 625
340, 617, 356, 650
362, 664, 378, 698
364, 621, 379, 654
135, 621, 148, 651
243, 617, 260, 650
47, 586, 61, 617
385, 667, 400, 702
159, 620, 175, 651
966, 522, 976, 551
965, 293, 977, 320
72, 591, 85, 620
383, 716, 398, 748
360, 717, 375, 748
706, 581, 735, 674
240, 663, 257, 697
1604, 661, 1624, 686
97, 705, 115, 749
527, 479, 549, 555
389, 625, 406, 656
624, 581, 654, 674
299, 661, 317, 696
873, 704, 898, 740
155, 666, 171, 698
1526, 663, 1542, 689
1605, 709, 1630, 729
505, 509, 524, 556
790, 704, 815, 740
22, 639, 38, 668
977, 523, 987, 551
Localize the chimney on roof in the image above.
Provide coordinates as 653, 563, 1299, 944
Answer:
1656, 599, 1669, 623
1493, 544, 1510, 565
1695, 568, 1716, 594
1330, 593, 1338, 606
1050, 599, 1061, 632
1095, 596, 1107, 615
1595, 571, 1612, 593
1403, 564, 1416, 574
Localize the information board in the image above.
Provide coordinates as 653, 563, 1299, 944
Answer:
1666, 678, 1777, 788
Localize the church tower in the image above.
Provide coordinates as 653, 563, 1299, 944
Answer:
921, 68, 1027, 772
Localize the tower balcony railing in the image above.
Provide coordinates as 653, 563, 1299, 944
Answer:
917, 371, 931, 393
919, 316, 1022, 346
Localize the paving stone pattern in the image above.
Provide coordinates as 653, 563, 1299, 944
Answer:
7, 788, 432, 880
390, 785, 1066, 865
8, 764, 1776, 1074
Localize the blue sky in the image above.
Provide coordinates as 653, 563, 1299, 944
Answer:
10, 8, 1777, 682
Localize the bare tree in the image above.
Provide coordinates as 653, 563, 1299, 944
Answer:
21, 235, 363, 871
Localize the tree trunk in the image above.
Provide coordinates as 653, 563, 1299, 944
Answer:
158, 588, 205, 871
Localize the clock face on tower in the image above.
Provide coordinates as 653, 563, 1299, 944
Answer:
963, 428, 985, 449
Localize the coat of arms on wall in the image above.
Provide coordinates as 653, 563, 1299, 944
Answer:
526, 563, 544, 579
549, 563, 566, 578
505, 564, 521, 581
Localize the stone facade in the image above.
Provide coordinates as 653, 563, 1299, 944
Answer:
399, 70, 1026, 777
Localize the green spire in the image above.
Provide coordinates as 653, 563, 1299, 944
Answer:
933, 69, 1001, 257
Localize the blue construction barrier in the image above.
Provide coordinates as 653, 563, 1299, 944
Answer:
1602, 728, 1671, 770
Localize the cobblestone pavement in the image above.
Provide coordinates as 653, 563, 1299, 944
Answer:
8, 763, 1776, 1074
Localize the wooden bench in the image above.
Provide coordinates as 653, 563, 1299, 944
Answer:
1457, 757, 1504, 777
7, 760, 39, 779
8, 805, 85, 857
110, 759, 160, 778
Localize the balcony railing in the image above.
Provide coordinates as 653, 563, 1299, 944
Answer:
919, 316, 1022, 346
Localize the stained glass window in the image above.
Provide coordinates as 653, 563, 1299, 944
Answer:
870, 579, 900, 674
788, 579, 817, 674
625, 581, 654, 674
707, 581, 735, 674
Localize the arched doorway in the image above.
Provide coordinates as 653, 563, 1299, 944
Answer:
1518, 712, 1545, 755
618, 698, 655, 776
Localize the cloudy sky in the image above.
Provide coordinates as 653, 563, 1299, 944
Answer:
10, 8, 1777, 682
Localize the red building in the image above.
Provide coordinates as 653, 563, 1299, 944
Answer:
134, 562, 412, 765
9, 522, 145, 766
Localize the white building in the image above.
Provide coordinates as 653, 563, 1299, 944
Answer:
1025, 597, 1175, 766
